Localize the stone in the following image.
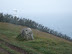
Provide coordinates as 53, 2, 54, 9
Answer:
20, 28, 34, 40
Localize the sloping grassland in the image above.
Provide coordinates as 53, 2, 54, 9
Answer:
0, 22, 72, 54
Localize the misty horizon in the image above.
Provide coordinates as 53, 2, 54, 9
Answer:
0, 0, 72, 38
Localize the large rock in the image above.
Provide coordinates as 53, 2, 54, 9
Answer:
19, 28, 34, 40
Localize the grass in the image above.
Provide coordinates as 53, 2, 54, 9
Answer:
0, 22, 72, 54
0, 43, 20, 54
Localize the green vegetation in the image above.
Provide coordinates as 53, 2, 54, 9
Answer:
0, 23, 72, 54
16, 34, 25, 41
0, 42, 20, 54
0, 13, 72, 41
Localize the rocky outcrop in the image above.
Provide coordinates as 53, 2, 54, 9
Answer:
17, 28, 34, 40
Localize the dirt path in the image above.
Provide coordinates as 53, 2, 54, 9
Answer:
0, 47, 11, 54
0, 39, 32, 54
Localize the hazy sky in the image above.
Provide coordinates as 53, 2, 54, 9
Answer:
0, 0, 72, 38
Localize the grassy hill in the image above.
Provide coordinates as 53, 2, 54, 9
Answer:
0, 22, 72, 54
